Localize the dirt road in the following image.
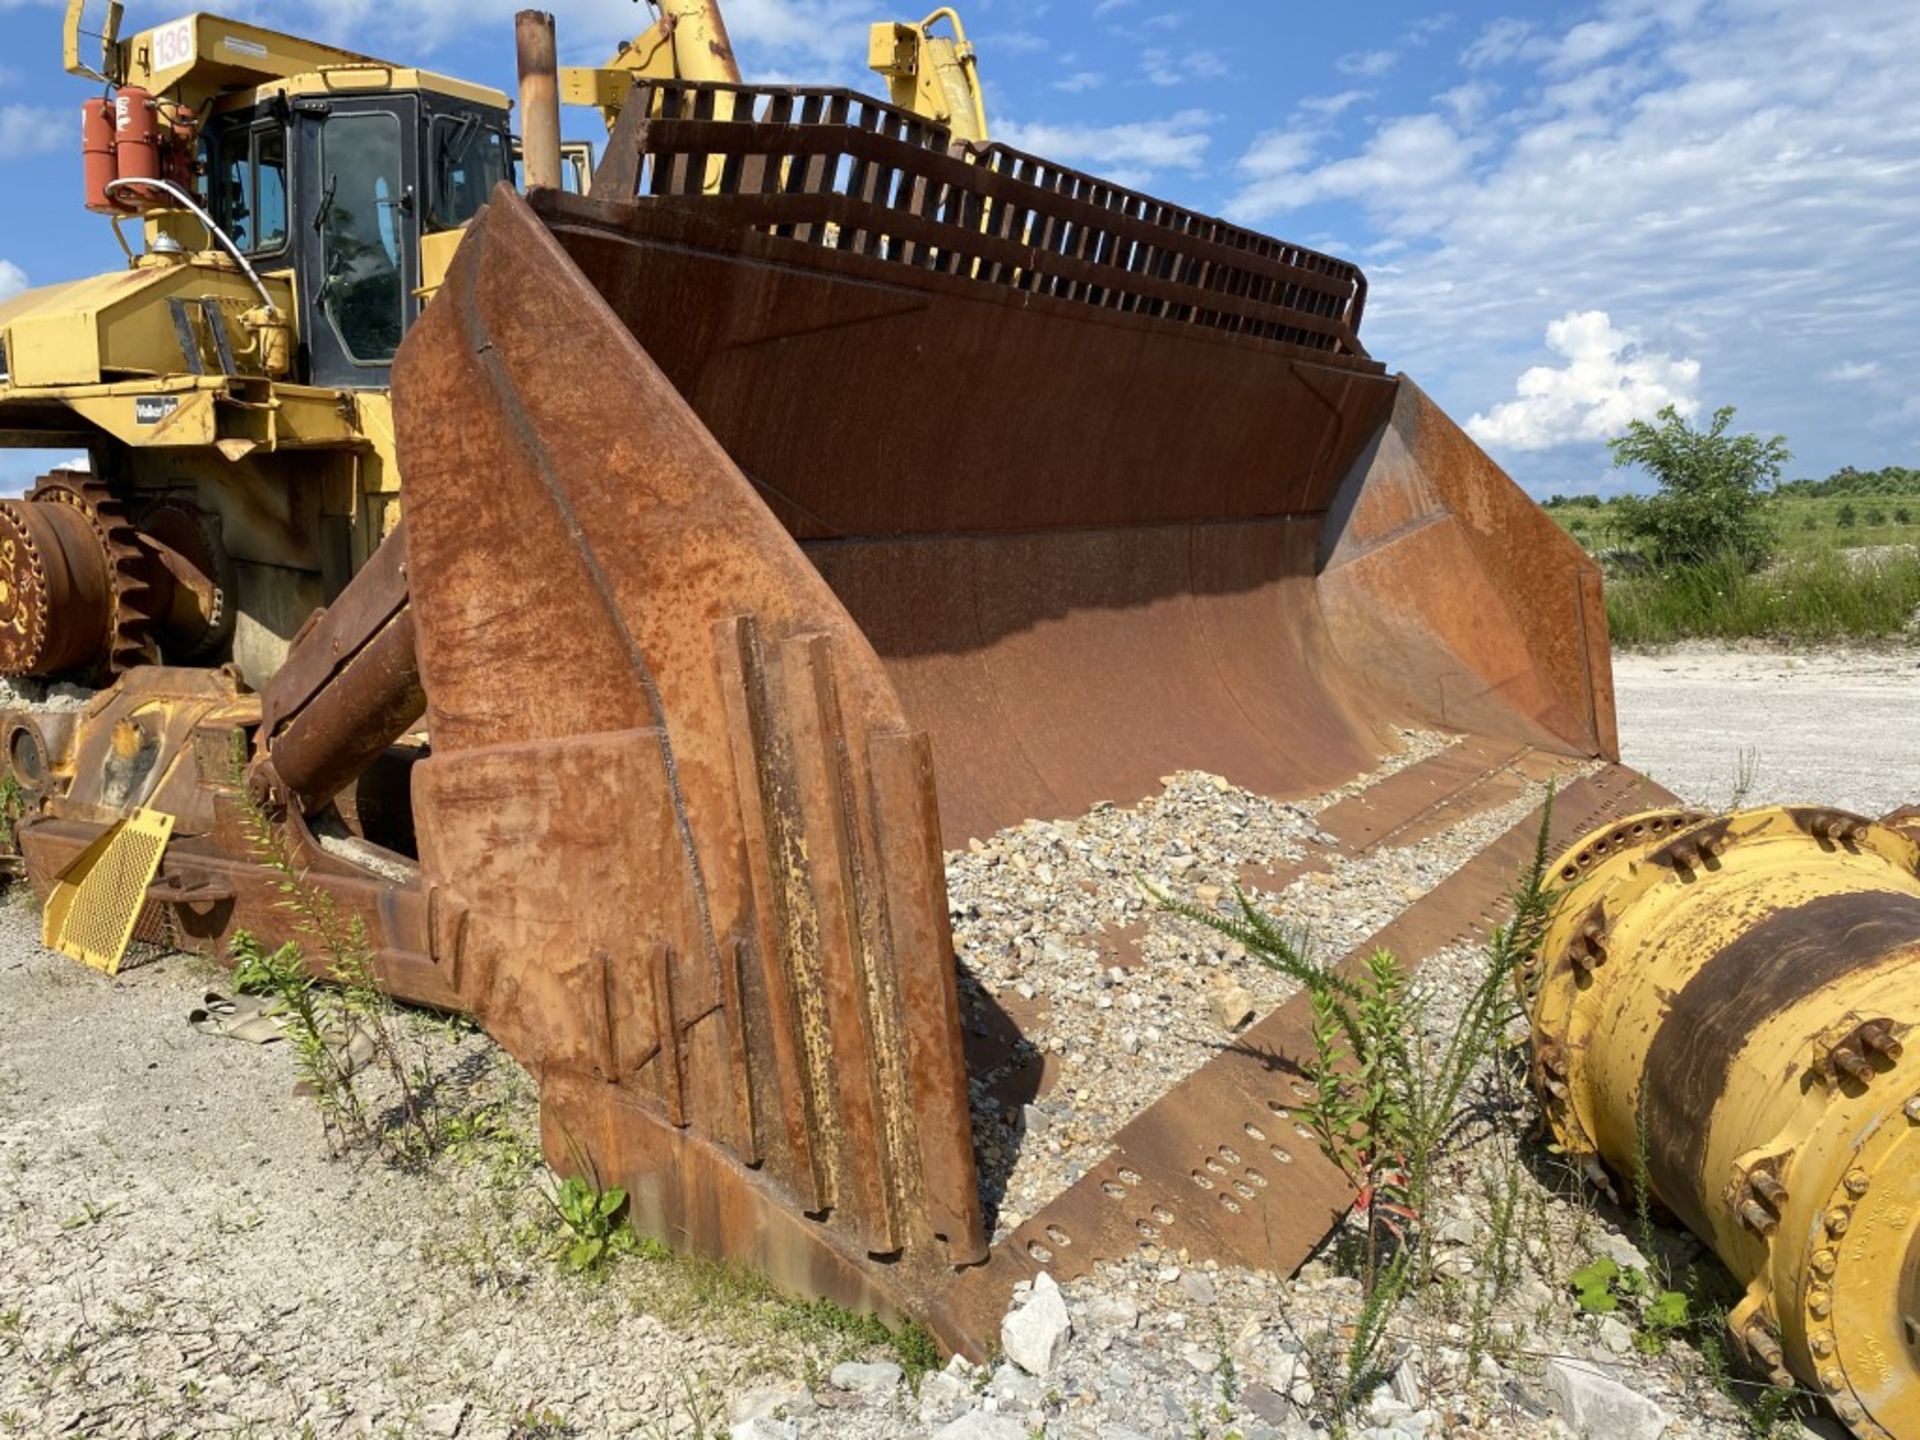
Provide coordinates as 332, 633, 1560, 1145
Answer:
1613, 643, 1920, 816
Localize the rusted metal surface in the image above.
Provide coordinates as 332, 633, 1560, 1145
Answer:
515, 12, 563, 192
253, 525, 421, 814
0, 470, 153, 677
392, 187, 986, 1320
1318, 381, 1620, 760
362, 136, 1614, 1335
1317, 736, 1554, 853
531, 185, 1614, 841
592, 80, 1374, 359
134, 499, 233, 661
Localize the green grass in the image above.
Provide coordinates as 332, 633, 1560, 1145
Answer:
1554, 495, 1920, 556
1605, 548, 1920, 646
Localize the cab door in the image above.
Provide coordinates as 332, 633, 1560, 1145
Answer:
294, 95, 421, 390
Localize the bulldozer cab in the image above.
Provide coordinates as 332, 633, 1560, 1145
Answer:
203, 87, 512, 388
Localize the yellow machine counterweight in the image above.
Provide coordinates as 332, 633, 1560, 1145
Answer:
1532, 806, 1920, 1439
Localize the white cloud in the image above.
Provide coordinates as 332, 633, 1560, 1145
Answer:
996, 109, 1212, 188
1237, 129, 1319, 180
1460, 17, 1551, 69
0, 258, 24, 303
1545, 17, 1652, 74
1216, 0, 1920, 485
1467, 310, 1700, 452
1053, 71, 1104, 93
992, 31, 1050, 55
1226, 113, 1478, 220
0, 104, 64, 157
1337, 49, 1398, 79
1829, 362, 1880, 383
1436, 79, 1498, 121
1140, 46, 1229, 86
1299, 89, 1372, 118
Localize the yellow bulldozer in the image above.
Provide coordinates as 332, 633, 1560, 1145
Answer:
3, 4, 1917, 1435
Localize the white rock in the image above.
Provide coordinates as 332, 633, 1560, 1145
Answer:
1182, 1345, 1220, 1375
1390, 1347, 1426, 1407
1596, 1232, 1651, 1275
1178, 1270, 1218, 1307
1209, 984, 1256, 1031
419, 1400, 466, 1438
1266, 1348, 1300, 1391
917, 1371, 972, 1426
1367, 1392, 1413, 1425
730, 1422, 796, 1440
829, 1360, 904, 1396
1598, 1316, 1634, 1355
985, 1362, 1045, 1411
1000, 1271, 1072, 1377
1543, 1357, 1671, 1440
1084, 1294, 1139, 1331
933, 1412, 1035, 1440
729, 1384, 811, 1423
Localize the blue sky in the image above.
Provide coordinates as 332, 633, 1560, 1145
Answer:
2, 0, 1916, 497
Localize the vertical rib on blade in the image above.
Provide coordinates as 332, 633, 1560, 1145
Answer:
392, 185, 986, 1319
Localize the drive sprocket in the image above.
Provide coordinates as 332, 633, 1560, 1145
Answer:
0, 470, 156, 678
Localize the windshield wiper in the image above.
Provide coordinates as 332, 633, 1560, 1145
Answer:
312, 171, 337, 235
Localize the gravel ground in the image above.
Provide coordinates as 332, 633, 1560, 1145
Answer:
1614, 643, 1920, 815
0, 916, 885, 1439
4, 645, 1887, 1439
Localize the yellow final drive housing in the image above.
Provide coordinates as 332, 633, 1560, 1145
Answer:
1531, 805, 1920, 1439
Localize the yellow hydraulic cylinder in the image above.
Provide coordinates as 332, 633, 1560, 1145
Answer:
1531, 805, 1920, 1440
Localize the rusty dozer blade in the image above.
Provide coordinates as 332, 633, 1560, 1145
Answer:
395, 181, 988, 1317
202, 79, 1612, 1353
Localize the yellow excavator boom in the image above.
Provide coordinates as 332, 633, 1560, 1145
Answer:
869, 8, 988, 144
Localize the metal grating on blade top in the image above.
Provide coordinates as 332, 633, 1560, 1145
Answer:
591, 79, 1375, 362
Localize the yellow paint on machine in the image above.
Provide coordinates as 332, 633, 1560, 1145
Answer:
43, 807, 175, 975
1531, 804, 1920, 1440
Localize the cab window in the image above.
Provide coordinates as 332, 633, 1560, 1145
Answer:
211, 122, 289, 255
430, 115, 509, 231
319, 111, 406, 364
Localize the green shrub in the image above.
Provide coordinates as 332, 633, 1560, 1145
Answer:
1606, 405, 1790, 570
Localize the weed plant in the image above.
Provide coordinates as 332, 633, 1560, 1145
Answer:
231, 781, 441, 1162
1153, 787, 1562, 1423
